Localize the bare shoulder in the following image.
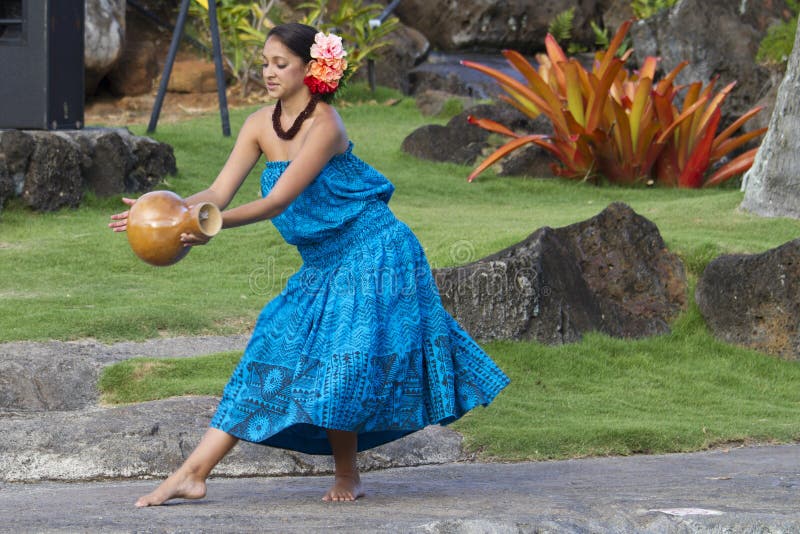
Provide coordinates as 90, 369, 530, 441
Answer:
308, 102, 348, 150
242, 105, 273, 129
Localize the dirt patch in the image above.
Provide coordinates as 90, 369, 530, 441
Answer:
84, 88, 273, 128
130, 360, 171, 381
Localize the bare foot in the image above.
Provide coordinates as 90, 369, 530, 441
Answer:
135, 471, 207, 508
322, 474, 364, 502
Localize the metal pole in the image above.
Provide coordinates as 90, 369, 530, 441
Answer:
126, 0, 209, 54
377, 0, 402, 22
147, 0, 190, 134
207, 0, 231, 137
367, 58, 376, 92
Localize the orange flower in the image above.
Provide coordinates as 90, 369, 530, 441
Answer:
309, 58, 347, 84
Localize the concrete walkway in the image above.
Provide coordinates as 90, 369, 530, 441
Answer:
2, 443, 799, 533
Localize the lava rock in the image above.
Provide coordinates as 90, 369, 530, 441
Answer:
496, 144, 557, 178
79, 130, 134, 197
0, 159, 14, 210
126, 133, 177, 192
0, 128, 176, 208
401, 103, 549, 167
352, 22, 430, 94
85, 0, 126, 95
434, 202, 687, 343
696, 238, 800, 359
630, 0, 791, 122
22, 132, 84, 211
394, 0, 600, 52
401, 124, 487, 165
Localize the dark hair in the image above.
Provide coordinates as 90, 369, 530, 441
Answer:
266, 23, 318, 64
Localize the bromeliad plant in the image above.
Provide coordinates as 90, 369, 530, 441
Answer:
462, 20, 767, 187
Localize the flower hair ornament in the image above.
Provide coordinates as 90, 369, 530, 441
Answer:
304, 31, 348, 95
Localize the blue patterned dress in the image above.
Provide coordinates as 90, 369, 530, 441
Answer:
210, 141, 509, 454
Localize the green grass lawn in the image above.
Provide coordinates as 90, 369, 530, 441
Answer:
98, 298, 800, 460
4, 84, 800, 460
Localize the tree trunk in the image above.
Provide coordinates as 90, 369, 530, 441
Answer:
740, 15, 800, 219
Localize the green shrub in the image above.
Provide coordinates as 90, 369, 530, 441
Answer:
631, 0, 679, 18
757, 7, 799, 66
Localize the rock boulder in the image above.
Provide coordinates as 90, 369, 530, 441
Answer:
84, 0, 127, 95
0, 159, 13, 210
401, 124, 487, 166
0, 128, 176, 210
394, 0, 600, 52
21, 132, 85, 211
167, 59, 219, 94
402, 103, 551, 172
696, 238, 800, 359
630, 0, 792, 122
353, 22, 430, 94
0, 354, 100, 412
434, 202, 687, 343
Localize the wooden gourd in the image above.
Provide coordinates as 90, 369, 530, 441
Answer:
126, 191, 222, 266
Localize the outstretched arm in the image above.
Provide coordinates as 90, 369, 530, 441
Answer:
182, 111, 265, 210
108, 109, 265, 233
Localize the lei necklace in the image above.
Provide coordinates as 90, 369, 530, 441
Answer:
272, 31, 348, 140
272, 96, 319, 140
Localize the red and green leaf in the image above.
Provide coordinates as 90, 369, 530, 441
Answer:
461, 19, 766, 187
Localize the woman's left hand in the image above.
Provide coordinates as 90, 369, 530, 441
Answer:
180, 231, 213, 247
180, 205, 216, 247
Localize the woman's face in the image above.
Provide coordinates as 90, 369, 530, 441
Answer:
261, 36, 309, 99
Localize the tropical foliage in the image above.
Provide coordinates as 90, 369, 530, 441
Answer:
631, 0, 678, 18
756, 1, 799, 66
188, 0, 397, 95
462, 20, 767, 187
547, 8, 586, 55
190, 0, 276, 96
299, 0, 400, 76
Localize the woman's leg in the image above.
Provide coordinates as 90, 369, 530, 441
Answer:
323, 429, 364, 501
135, 428, 238, 507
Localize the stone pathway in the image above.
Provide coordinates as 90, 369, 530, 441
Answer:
3, 337, 800, 531
0, 336, 463, 483
2, 444, 800, 532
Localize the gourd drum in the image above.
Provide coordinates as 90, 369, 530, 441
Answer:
126, 191, 222, 266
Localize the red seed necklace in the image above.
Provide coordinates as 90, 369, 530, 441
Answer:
272, 96, 318, 140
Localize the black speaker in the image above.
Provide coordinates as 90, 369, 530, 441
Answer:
0, 0, 84, 130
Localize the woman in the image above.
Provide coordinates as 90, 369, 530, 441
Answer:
110, 23, 509, 506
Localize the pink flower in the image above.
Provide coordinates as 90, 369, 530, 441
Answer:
310, 32, 347, 61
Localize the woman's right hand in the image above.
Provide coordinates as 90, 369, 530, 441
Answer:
108, 197, 137, 232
